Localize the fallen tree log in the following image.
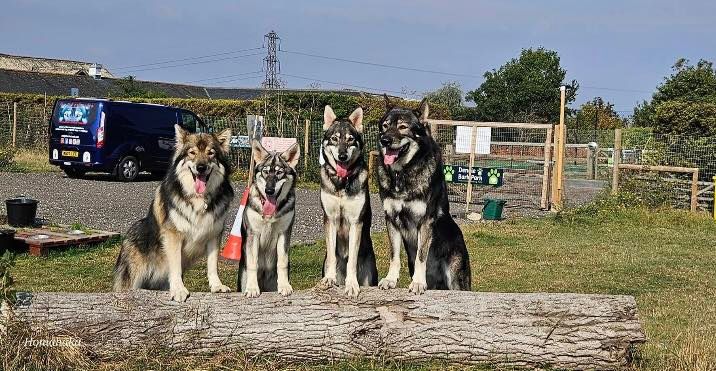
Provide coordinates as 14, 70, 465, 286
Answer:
4, 288, 645, 369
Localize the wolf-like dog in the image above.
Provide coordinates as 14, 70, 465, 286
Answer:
376, 96, 471, 294
318, 105, 378, 298
114, 125, 234, 302
237, 140, 300, 298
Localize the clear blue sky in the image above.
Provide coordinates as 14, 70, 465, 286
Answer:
2, 1, 715, 115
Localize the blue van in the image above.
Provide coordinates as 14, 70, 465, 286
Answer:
48, 98, 207, 181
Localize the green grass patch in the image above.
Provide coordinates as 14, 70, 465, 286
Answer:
6, 206, 716, 370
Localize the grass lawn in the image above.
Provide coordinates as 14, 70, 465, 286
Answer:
5, 206, 716, 370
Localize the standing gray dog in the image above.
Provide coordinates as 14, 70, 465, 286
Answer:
318, 105, 378, 298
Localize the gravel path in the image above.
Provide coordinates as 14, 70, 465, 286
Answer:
0, 172, 386, 244
0, 173, 606, 244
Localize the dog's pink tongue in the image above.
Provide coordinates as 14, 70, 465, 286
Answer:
262, 196, 277, 217
383, 149, 400, 165
336, 163, 349, 178
194, 174, 207, 194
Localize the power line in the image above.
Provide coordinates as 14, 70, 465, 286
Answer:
282, 73, 418, 97
280, 49, 482, 79
117, 52, 264, 74
113, 46, 263, 71
183, 70, 264, 84
580, 85, 652, 94
203, 74, 265, 86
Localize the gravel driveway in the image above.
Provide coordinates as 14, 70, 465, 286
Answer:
0, 172, 605, 244
0, 172, 386, 244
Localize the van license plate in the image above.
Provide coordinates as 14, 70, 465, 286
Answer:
62, 150, 79, 158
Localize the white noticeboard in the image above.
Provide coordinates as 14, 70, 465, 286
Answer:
455, 126, 491, 155
261, 137, 297, 152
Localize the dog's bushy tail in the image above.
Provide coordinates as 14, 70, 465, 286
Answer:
112, 248, 132, 292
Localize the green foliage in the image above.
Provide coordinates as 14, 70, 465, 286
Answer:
423, 82, 466, 118
0, 147, 16, 168
633, 58, 716, 132
112, 76, 168, 99
569, 97, 625, 130
653, 100, 716, 136
466, 48, 578, 124
0, 251, 15, 304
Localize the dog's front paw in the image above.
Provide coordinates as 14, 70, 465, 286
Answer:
408, 280, 427, 295
210, 283, 232, 293
170, 286, 190, 302
244, 284, 261, 298
344, 279, 360, 298
278, 283, 294, 297
318, 276, 337, 289
378, 278, 397, 290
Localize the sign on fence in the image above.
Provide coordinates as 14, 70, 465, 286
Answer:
230, 135, 251, 149
455, 126, 491, 154
443, 165, 503, 186
261, 137, 297, 152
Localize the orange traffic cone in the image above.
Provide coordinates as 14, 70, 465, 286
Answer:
221, 187, 250, 261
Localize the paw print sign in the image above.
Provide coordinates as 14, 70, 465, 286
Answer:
443, 165, 455, 183
483, 168, 503, 187
487, 168, 501, 185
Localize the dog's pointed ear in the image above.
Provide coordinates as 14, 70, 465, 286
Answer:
215, 128, 232, 153
383, 94, 393, 110
174, 124, 189, 147
251, 140, 269, 163
280, 143, 301, 169
418, 98, 429, 122
323, 105, 337, 130
348, 107, 364, 133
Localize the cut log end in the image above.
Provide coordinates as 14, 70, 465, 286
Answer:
4, 288, 645, 369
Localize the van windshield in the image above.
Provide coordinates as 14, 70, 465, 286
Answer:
52, 101, 99, 133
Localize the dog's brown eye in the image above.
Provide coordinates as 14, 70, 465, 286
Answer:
398, 124, 409, 130
382, 122, 388, 130
208, 149, 216, 156
188, 150, 197, 156
347, 136, 354, 142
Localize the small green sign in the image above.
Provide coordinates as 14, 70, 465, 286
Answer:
443, 165, 503, 186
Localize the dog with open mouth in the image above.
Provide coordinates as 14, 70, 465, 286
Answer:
318, 105, 378, 298
237, 140, 301, 298
113, 125, 234, 302
376, 95, 472, 294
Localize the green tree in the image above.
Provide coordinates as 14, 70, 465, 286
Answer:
113, 75, 168, 99
570, 97, 625, 130
424, 82, 464, 116
466, 48, 578, 124
632, 59, 716, 132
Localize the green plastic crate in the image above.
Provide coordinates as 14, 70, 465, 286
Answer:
483, 198, 506, 220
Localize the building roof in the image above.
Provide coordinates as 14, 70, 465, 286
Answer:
0, 68, 376, 100
0, 53, 115, 77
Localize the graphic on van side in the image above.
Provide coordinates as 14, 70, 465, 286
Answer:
57, 102, 96, 125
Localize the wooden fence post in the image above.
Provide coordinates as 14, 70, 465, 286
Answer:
611, 129, 622, 194
541, 126, 553, 210
465, 124, 478, 215
551, 86, 567, 211
713, 176, 716, 221
691, 169, 699, 213
303, 119, 310, 171
12, 102, 17, 148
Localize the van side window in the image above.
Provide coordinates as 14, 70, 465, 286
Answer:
181, 112, 198, 133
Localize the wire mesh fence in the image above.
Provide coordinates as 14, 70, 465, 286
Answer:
427, 121, 554, 213
1, 99, 715, 216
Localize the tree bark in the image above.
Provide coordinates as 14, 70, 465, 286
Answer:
4, 288, 645, 370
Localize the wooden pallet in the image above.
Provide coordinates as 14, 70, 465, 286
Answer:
13, 227, 119, 256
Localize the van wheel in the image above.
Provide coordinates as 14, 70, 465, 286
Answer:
115, 156, 140, 182
63, 167, 85, 179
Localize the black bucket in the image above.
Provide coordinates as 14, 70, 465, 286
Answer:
0, 228, 15, 253
5, 196, 39, 227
